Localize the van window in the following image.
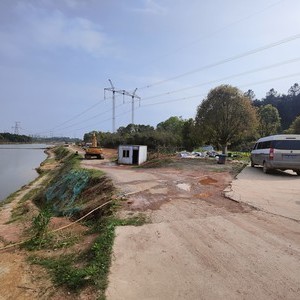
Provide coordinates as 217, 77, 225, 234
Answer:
273, 140, 300, 150
257, 141, 272, 149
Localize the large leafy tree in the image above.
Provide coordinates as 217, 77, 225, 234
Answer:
257, 104, 281, 137
195, 85, 258, 154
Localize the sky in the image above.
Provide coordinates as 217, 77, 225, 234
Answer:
0, 0, 300, 139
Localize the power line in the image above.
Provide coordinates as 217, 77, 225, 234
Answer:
141, 57, 300, 101
57, 71, 300, 136
139, 33, 300, 89
147, 0, 285, 64
140, 72, 300, 108
50, 98, 106, 130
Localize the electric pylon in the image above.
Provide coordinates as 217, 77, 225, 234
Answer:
104, 80, 141, 132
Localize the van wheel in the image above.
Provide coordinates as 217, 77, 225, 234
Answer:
250, 159, 255, 167
263, 162, 270, 174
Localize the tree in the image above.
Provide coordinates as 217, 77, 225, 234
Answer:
286, 115, 300, 134
244, 89, 256, 101
264, 88, 281, 107
195, 85, 258, 154
181, 118, 202, 151
117, 124, 154, 135
156, 116, 185, 133
257, 104, 281, 137
288, 83, 300, 97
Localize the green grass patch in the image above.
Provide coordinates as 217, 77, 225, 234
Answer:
54, 146, 70, 161
85, 168, 104, 179
23, 209, 52, 250
28, 212, 147, 297
23, 146, 146, 298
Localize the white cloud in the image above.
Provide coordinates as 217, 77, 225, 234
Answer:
131, 0, 167, 15
62, 0, 82, 9
8, 2, 111, 57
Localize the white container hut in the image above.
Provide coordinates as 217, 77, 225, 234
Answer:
118, 145, 147, 165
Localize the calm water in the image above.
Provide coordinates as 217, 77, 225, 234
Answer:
0, 144, 48, 201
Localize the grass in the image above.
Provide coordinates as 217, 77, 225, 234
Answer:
54, 146, 70, 161
21, 146, 147, 298
23, 209, 52, 250
28, 212, 148, 298
0, 190, 19, 207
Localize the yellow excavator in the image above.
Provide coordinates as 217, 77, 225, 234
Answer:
84, 133, 104, 159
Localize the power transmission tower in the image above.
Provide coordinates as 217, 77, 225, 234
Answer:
104, 80, 141, 132
12, 121, 21, 135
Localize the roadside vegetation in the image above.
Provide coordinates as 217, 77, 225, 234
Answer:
1, 146, 147, 299
84, 82, 300, 155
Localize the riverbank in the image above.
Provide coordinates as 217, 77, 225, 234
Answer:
0, 146, 145, 299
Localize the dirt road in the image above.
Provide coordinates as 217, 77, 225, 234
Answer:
81, 156, 300, 300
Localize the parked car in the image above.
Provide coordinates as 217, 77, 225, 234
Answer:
250, 134, 300, 175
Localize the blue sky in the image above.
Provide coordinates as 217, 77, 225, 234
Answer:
0, 0, 299, 138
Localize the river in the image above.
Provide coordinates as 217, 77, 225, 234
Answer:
0, 144, 48, 202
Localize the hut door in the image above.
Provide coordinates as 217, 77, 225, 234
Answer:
132, 149, 139, 164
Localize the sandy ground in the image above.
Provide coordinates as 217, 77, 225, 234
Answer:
80, 154, 300, 300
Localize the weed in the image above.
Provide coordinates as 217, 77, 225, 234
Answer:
28, 213, 147, 297
29, 255, 89, 290
23, 145, 147, 297
24, 209, 52, 250
54, 146, 70, 161
86, 168, 104, 178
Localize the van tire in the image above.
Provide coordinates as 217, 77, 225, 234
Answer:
263, 162, 270, 174
296, 171, 300, 176
250, 159, 255, 167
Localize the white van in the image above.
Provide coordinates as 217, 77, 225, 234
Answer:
250, 134, 300, 175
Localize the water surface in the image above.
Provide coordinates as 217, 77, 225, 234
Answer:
0, 144, 47, 201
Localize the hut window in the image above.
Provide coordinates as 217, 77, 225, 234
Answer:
123, 150, 130, 158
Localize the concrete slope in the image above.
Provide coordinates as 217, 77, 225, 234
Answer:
107, 212, 300, 300
225, 166, 300, 221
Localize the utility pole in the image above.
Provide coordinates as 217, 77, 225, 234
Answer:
104, 79, 116, 133
131, 88, 140, 125
104, 80, 141, 132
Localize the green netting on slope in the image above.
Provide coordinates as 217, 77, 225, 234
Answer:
45, 169, 90, 216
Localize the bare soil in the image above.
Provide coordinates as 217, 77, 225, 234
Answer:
1, 148, 300, 300
79, 151, 300, 300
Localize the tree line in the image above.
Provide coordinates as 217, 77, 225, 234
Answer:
0, 132, 33, 143
83, 82, 299, 153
